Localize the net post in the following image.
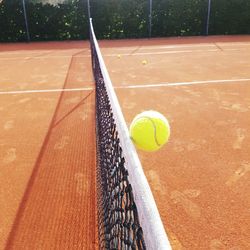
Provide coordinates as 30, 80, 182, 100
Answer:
87, 0, 91, 20
205, 0, 212, 35
148, 0, 152, 38
22, 0, 30, 42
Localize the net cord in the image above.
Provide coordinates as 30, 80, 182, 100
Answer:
90, 18, 172, 250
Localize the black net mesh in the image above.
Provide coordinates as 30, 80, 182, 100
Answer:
90, 26, 146, 250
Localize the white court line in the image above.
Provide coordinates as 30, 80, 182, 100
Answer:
0, 50, 53, 55
105, 49, 219, 57
219, 43, 250, 46
0, 49, 90, 55
115, 44, 216, 50
1, 49, 216, 60
1, 78, 250, 95
106, 47, 250, 57
113, 42, 250, 51
1, 47, 249, 60
0, 87, 93, 95
0, 55, 91, 60
1, 50, 213, 59
115, 78, 250, 89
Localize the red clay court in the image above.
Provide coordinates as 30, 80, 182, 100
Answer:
0, 35, 250, 249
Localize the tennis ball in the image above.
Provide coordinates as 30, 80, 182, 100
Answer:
142, 60, 147, 65
117, 54, 121, 59
129, 110, 170, 152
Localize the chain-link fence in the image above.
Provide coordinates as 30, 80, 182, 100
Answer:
0, 0, 249, 42
0, 0, 88, 42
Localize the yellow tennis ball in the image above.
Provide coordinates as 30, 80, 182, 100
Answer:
117, 54, 121, 59
129, 110, 170, 152
142, 60, 147, 65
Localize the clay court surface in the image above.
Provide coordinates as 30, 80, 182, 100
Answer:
0, 36, 250, 249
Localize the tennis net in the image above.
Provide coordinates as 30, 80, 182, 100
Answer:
90, 18, 171, 250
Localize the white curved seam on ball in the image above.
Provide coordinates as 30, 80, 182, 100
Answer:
145, 117, 161, 147
132, 116, 161, 147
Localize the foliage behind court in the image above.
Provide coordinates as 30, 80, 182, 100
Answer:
0, 0, 249, 42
